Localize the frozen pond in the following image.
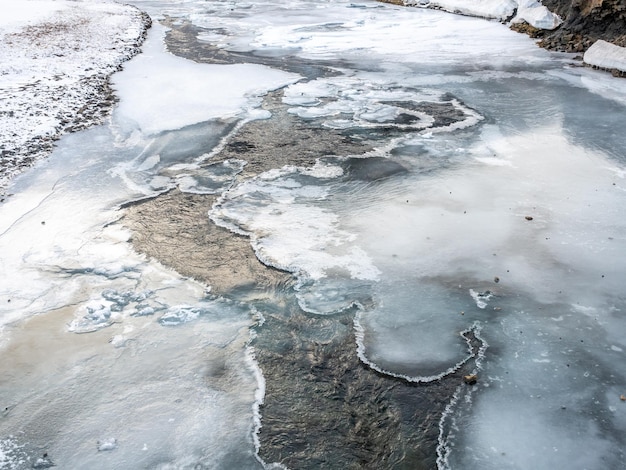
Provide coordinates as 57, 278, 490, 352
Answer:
1, 1, 626, 468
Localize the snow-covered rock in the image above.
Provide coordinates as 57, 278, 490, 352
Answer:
514, 0, 562, 29
584, 40, 626, 73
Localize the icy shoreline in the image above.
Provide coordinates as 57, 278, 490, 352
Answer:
0, 0, 151, 197
379, 0, 561, 29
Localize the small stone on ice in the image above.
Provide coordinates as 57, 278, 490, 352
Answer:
494, 276, 500, 283
463, 374, 478, 385
525, 216, 533, 221
620, 395, 626, 401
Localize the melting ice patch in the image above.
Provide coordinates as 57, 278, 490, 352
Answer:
283, 75, 482, 132
470, 289, 494, 309
187, 0, 550, 68
211, 164, 380, 314
177, 159, 246, 194
68, 288, 161, 333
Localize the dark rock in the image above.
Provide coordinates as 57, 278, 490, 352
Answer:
537, 0, 626, 52
463, 374, 478, 385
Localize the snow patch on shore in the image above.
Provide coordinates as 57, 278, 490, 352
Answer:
0, 0, 149, 194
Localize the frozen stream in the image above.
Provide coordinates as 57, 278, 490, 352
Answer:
2, 0, 626, 469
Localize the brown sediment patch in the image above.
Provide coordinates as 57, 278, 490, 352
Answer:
122, 188, 291, 298
214, 91, 374, 179
161, 16, 344, 79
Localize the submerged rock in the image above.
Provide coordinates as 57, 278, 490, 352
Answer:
254, 303, 481, 469
342, 157, 408, 182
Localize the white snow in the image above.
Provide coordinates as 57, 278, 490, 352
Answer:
584, 39, 626, 73
514, 0, 562, 29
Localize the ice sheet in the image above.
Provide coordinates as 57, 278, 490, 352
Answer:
111, 23, 300, 135
185, 0, 550, 68
344, 121, 626, 468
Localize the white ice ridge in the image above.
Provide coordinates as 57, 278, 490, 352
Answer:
404, 0, 562, 30
584, 40, 626, 73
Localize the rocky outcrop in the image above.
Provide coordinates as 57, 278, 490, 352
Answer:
535, 0, 626, 52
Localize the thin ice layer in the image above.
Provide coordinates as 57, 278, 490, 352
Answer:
442, 296, 625, 470
345, 121, 626, 468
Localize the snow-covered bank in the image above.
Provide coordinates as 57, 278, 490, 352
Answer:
0, 0, 151, 196
584, 40, 626, 76
401, 0, 561, 29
